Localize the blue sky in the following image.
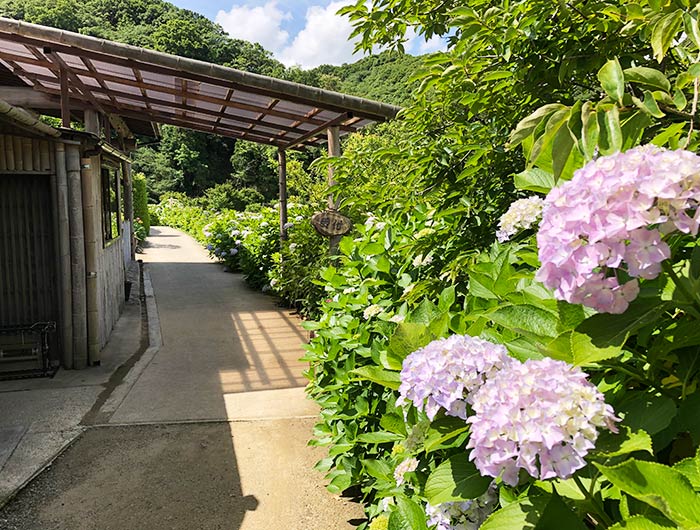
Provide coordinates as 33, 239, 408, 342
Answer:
169, 0, 446, 69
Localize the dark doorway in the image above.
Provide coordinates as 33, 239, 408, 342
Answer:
0, 173, 58, 374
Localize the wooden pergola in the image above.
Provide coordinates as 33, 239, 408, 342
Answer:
0, 17, 401, 242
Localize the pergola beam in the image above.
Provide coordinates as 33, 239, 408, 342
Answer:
39, 45, 109, 118
12, 78, 321, 147
0, 51, 352, 132
284, 112, 356, 150
0, 25, 400, 123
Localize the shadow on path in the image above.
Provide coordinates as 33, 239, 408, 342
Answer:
0, 424, 257, 530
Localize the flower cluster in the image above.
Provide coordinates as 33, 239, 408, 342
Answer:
363, 304, 383, 319
368, 515, 389, 530
467, 358, 619, 486
394, 457, 419, 486
536, 145, 700, 313
397, 335, 512, 420
496, 196, 545, 242
412, 254, 434, 267
425, 487, 496, 530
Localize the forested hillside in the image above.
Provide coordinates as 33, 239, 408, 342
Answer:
0, 0, 417, 198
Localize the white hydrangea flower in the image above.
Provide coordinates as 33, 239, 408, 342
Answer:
363, 304, 383, 319
412, 254, 434, 267
379, 497, 395, 512
426, 484, 498, 530
394, 457, 419, 486
496, 196, 544, 242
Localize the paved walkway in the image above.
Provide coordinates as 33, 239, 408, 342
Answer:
0, 227, 361, 530
109, 226, 311, 423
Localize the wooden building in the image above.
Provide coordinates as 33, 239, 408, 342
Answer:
0, 104, 134, 374
0, 17, 400, 376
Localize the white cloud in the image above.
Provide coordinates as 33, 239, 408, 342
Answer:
277, 1, 360, 69
215, 1, 439, 69
215, 1, 291, 53
404, 28, 448, 55
418, 35, 448, 54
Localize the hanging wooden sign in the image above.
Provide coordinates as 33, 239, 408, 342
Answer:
311, 209, 353, 237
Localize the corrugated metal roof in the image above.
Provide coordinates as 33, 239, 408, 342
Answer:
0, 18, 401, 148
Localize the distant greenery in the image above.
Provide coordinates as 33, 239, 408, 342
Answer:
315, 52, 422, 106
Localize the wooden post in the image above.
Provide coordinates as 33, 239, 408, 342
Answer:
13, 137, 22, 170
327, 126, 342, 252
84, 109, 100, 136
60, 68, 70, 128
82, 109, 101, 364
123, 161, 135, 261
67, 142, 88, 368
4, 133, 14, 171
0, 136, 6, 171
55, 143, 73, 368
21, 138, 32, 170
278, 148, 288, 242
81, 154, 100, 365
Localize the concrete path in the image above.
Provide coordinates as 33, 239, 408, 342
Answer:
1, 226, 362, 529
108, 226, 312, 424
0, 262, 142, 504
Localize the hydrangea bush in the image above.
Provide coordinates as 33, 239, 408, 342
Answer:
150, 194, 327, 305
302, 9, 700, 527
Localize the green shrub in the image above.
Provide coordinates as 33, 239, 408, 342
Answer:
201, 182, 265, 212
132, 172, 150, 236
147, 204, 161, 226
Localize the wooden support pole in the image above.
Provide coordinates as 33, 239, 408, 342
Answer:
60, 68, 70, 128
55, 143, 73, 368
84, 109, 99, 135
0, 136, 6, 171
278, 148, 288, 242
123, 161, 135, 261
81, 154, 100, 365
4, 133, 13, 171
67, 143, 87, 368
327, 126, 341, 252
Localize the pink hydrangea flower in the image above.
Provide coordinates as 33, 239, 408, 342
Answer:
397, 335, 513, 420
467, 358, 619, 486
536, 145, 700, 313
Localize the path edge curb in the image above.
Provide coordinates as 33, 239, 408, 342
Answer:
97, 263, 163, 420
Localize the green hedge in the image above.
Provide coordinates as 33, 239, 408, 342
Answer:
132, 172, 150, 235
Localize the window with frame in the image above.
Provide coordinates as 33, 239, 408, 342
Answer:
101, 163, 121, 243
